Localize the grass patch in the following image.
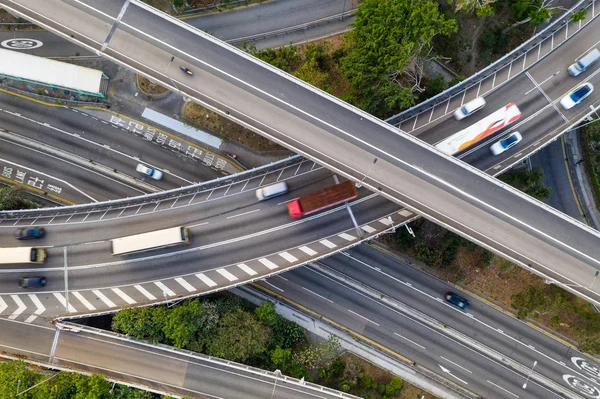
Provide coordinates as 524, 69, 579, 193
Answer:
136, 75, 168, 95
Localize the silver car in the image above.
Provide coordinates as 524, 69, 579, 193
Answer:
490, 132, 522, 155
136, 163, 163, 180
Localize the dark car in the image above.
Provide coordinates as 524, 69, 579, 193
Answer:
14, 227, 45, 240
19, 277, 47, 288
445, 292, 470, 310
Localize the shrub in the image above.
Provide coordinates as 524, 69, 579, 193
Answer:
386, 376, 403, 395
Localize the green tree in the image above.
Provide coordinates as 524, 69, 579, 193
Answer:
341, 0, 457, 117
294, 335, 341, 372
207, 307, 271, 362
163, 299, 219, 351
499, 167, 551, 200
271, 346, 293, 370
571, 9, 587, 22
112, 306, 168, 343
385, 376, 403, 396
0, 185, 40, 210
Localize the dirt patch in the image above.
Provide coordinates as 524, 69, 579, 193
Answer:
181, 102, 285, 152
338, 352, 438, 399
136, 75, 168, 95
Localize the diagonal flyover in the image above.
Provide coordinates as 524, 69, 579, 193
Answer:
2, 0, 600, 305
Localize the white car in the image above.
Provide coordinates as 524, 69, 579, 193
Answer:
136, 163, 163, 180
454, 96, 486, 120
560, 83, 594, 110
490, 132, 522, 155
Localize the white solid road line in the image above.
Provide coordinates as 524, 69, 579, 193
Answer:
92, 290, 116, 308
302, 287, 334, 304
187, 221, 209, 228
262, 279, 284, 292
135, 285, 157, 300
226, 209, 260, 219
487, 380, 519, 398
394, 332, 426, 349
175, 277, 197, 292
440, 356, 472, 373
347, 309, 379, 326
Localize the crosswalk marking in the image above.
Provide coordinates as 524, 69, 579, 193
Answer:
319, 239, 337, 249
53, 293, 78, 313
154, 281, 176, 297
279, 252, 298, 263
259, 258, 279, 270
339, 233, 356, 241
135, 285, 157, 300
25, 294, 46, 323
175, 277, 196, 292
299, 246, 318, 256
237, 263, 257, 276
378, 218, 393, 226
361, 225, 377, 234
0, 297, 7, 314
112, 288, 136, 305
93, 290, 116, 308
216, 269, 238, 282
71, 292, 96, 311
196, 273, 217, 287
9, 295, 27, 319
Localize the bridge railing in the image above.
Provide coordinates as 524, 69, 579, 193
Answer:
0, 155, 303, 219
386, 0, 597, 125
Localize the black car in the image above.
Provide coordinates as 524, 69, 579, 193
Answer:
14, 227, 45, 240
445, 292, 470, 310
19, 277, 47, 288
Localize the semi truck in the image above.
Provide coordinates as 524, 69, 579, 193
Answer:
287, 180, 358, 219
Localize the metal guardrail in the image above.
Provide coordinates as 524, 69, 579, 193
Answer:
386, 0, 595, 125
0, 155, 302, 219
226, 10, 356, 45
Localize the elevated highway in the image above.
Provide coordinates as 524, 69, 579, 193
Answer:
3, 0, 600, 306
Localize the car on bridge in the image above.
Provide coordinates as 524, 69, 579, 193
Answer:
14, 227, 45, 240
490, 132, 522, 155
19, 277, 47, 288
445, 292, 470, 310
560, 83, 594, 110
136, 163, 163, 180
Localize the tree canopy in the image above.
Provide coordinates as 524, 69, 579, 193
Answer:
341, 0, 457, 116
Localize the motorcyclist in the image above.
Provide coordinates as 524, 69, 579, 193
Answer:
180, 66, 193, 75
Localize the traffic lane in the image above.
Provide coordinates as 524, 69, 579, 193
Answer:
265, 268, 558, 399
0, 268, 65, 293
0, 94, 210, 187
0, 318, 55, 362
61, 195, 398, 290
327, 246, 595, 386
0, 164, 333, 247
0, 137, 145, 202
0, 31, 93, 57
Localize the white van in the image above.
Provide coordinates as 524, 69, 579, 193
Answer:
568, 48, 600, 76
454, 97, 486, 120
255, 182, 288, 201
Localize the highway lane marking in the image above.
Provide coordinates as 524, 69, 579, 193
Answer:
340, 250, 600, 387
53, 293, 77, 313
361, 225, 377, 234
439, 364, 469, 385
524, 70, 560, 95
525, 71, 568, 123
216, 269, 238, 282
134, 284, 157, 300
112, 288, 136, 305
71, 292, 96, 311
8, 295, 26, 320
262, 279, 284, 292
319, 239, 337, 249
394, 332, 425, 349
0, 297, 7, 314
347, 309, 379, 326
196, 273, 217, 287
187, 221, 208, 228
487, 380, 519, 397
154, 282, 176, 297
305, 267, 563, 398
226, 208, 260, 219
92, 290, 116, 308
175, 277, 197, 292
237, 263, 257, 276
298, 246, 318, 256
302, 287, 334, 303
440, 356, 472, 373
259, 258, 279, 270
277, 197, 298, 205
279, 251, 298, 263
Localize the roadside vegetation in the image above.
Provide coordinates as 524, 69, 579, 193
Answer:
0, 361, 157, 399
111, 293, 436, 398
580, 120, 600, 209
142, 0, 267, 14
136, 75, 168, 95
0, 185, 40, 211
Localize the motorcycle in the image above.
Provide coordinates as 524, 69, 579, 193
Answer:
180, 66, 193, 76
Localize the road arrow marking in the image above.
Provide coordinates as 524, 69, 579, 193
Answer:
0, 297, 7, 314
439, 364, 469, 385
9, 295, 26, 320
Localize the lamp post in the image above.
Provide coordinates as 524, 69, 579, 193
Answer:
522, 360, 537, 389
356, 158, 377, 188
591, 270, 600, 289
270, 369, 282, 399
